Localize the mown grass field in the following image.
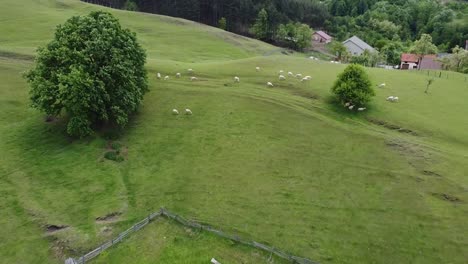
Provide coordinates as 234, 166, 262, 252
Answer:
1, 0, 467, 263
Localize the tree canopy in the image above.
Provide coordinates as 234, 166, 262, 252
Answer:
25, 11, 148, 137
331, 64, 375, 107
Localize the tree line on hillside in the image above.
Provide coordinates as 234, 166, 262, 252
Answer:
82, 0, 467, 53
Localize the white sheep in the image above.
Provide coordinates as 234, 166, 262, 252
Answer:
393, 96, 399, 102
256, 66, 260, 72
172, 109, 179, 115
234, 76, 240, 82
386, 96, 394, 101
164, 76, 170, 80
348, 105, 355, 110
296, 73, 303, 78
176, 73, 181, 78
301, 77, 310, 82
304, 76, 312, 80
185, 109, 192, 115
378, 83, 386, 88
211, 258, 221, 264
288, 72, 294, 76
279, 70, 284, 74
358, 107, 366, 111
187, 69, 194, 73
267, 82, 274, 87
157, 73, 161, 79
190, 77, 198, 81
345, 102, 351, 107
279, 75, 286, 81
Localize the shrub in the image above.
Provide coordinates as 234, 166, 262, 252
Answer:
104, 151, 124, 162
25, 11, 148, 137
331, 64, 375, 107
218, 17, 227, 30
110, 142, 122, 151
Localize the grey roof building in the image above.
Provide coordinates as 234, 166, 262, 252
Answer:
343, 36, 376, 56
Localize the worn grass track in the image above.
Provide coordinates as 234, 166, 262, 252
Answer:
0, 0, 467, 263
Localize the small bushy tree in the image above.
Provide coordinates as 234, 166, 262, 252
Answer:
218, 17, 227, 30
331, 64, 375, 107
275, 22, 312, 51
410, 34, 438, 68
25, 11, 148, 137
123, 0, 138, 11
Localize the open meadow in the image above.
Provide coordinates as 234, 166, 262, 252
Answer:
0, 0, 467, 263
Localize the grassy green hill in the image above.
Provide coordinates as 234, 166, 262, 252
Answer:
1, 0, 467, 264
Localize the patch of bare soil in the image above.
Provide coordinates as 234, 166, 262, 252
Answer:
431, 193, 461, 203
96, 212, 122, 223
368, 118, 418, 135
46, 224, 69, 233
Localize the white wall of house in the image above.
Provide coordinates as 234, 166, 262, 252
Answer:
400, 62, 418, 70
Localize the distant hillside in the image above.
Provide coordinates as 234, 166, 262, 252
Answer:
82, 0, 468, 52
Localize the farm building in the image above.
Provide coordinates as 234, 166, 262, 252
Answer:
400, 53, 419, 70
400, 53, 442, 70
312, 31, 332, 43
342, 36, 376, 56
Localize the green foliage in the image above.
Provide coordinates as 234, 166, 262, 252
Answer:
251, 9, 270, 41
25, 11, 148, 137
275, 22, 312, 51
381, 42, 404, 65
350, 50, 383, 67
329, 41, 347, 61
104, 151, 124, 162
441, 45, 468, 73
111, 142, 122, 151
123, 0, 138, 11
410, 34, 438, 58
218, 17, 227, 31
331, 64, 375, 107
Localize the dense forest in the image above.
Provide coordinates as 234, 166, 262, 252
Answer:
82, 0, 468, 53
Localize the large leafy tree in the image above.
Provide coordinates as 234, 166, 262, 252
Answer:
25, 11, 148, 137
331, 64, 375, 107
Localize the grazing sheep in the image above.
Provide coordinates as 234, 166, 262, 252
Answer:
256, 66, 260, 71
164, 76, 170, 80
378, 83, 386, 88
301, 77, 310, 82
211, 258, 221, 264
176, 73, 181, 78
288, 71, 294, 76
157, 73, 161, 79
187, 69, 194, 73
172, 109, 179, 115
358, 107, 366, 111
303, 76, 312, 80
279, 75, 286, 80
267, 82, 274, 87
386, 96, 394, 101
348, 105, 355, 110
185, 109, 192, 115
296, 73, 303, 78
393, 96, 399, 102
345, 102, 351, 107
190, 77, 198, 81
279, 70, 284, 74
234, 76, 240, 82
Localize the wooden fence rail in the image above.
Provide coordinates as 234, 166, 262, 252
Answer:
65, 208, 318, 264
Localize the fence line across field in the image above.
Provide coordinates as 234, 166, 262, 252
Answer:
65, 208, 318, 264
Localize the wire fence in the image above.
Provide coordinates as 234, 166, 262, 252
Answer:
407, 69, 468, 83
65, 208, 318, 264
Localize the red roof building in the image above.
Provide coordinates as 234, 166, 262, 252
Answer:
312, 31, 332, 43
400, 53, 441, 70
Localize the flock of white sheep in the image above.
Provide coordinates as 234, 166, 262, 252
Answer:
157, 66, 400, 115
